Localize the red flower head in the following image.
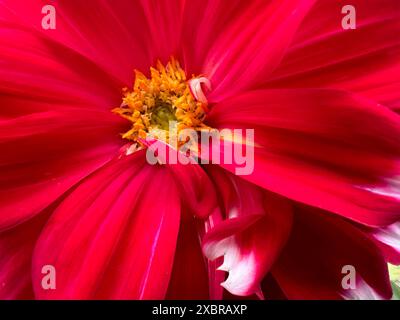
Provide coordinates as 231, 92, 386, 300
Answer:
0, 0, 400, 300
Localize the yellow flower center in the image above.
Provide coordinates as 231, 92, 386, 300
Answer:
113, 58, 210, 144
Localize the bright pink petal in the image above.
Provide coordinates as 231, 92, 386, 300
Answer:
142, 138, 218, 218
207, 89, 400, 227
191, 0, 315, 102
32, 151, 181, 299
167, 160, 217, 219
266, 0, 400, 109
166, 209, 209, 300
139, 0, 184, 63
203, 168, 293, 297
0, 22, 123, 117
272, 205, 392, 300
0, 109, 124, 230
182, 0, 249, 75
0, 211, 49, 300
0, 0, 156, 86
1, 0, 186, 84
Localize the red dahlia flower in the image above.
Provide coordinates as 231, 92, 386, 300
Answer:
1, 0, 400, 300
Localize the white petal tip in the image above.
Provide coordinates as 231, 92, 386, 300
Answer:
189, 77, 211, 104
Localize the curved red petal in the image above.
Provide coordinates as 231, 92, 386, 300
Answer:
0, 110, 123, 230
203, 169, 293, 297
208, 89, 400, 227
273, 205, 392, 300
266, 0, 400, 109
32, 152, 181, 299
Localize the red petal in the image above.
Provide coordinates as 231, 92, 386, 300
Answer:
266, 0, 400, 109
196, 0, 315, 102
0, 110, 123, 230
167, 158, 217, 219
272, 205, 392, 299
203, 168, 293, 297
143, 139, 218, 218
32, 151, 181, 299
139, 0, 184, 63
0, 23, 124, 117
208, 89, 400, 227
166, 209, 209, 300
0, 211, 49, 300
0, 0, 154, 85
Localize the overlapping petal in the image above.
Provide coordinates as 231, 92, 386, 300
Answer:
166, 209, 209, 300
144, 139, 218, 218
0, 0, 398, 301
0, 22, 122, 117
265, 0, 400, 109
0, 0, 155, 86
0, 211, 49, 299
0, 109, 124, 230
185, 0, 316, 102
32, 151, 181, 299
203, 168, 293, 297
272, 205, 392, 299
370, 222, 400, 264
207, 89, 400, 226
